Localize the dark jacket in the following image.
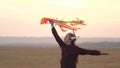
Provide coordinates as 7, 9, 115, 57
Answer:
52, 27, 101, 68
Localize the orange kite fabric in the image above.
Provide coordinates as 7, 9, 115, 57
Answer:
40, 17, 86, 34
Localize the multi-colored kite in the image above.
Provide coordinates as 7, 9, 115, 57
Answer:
40, 17, 86, 34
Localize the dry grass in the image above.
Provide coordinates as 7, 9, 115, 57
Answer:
0, 46, 120, 68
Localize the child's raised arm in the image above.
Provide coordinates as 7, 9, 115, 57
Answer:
49, 20, 66, 48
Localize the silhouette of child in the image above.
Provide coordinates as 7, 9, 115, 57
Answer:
50, 21, 109, 68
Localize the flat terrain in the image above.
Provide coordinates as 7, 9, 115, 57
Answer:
0, 46, 120, 68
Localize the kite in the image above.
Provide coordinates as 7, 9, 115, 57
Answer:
40, 17, 86, 34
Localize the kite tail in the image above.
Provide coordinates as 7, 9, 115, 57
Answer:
58, 25, 67, 32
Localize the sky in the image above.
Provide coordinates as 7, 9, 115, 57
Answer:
0, 0, 120, 38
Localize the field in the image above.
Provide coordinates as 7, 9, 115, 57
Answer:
0, 46, 120, 68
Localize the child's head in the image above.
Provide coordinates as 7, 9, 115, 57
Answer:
64, 33, 77, 45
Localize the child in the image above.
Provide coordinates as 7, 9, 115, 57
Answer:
50, 21, 109, 68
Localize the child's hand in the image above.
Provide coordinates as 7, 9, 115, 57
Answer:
101, 53, 109, 55
49, 20, 54, 28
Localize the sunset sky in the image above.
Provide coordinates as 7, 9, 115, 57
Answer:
0, 0, 120, 38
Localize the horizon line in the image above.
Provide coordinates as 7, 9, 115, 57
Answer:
0, 36, 120, 38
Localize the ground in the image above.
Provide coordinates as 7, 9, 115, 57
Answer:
0, 46, 120, 68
